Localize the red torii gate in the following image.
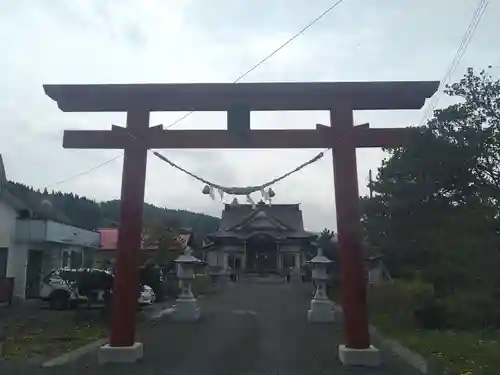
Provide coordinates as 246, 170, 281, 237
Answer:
44, 81, 438, 365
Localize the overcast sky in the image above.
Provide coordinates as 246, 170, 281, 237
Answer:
1, 0, 499, 232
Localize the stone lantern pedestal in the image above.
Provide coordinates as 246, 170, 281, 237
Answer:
172, 247, 202, 322
307, 248, 335, 323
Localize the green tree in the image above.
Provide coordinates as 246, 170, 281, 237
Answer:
143, 218, 184, 271
428, 67, 500, 205
362, 67, 500, 294
5, 183, 220, 232
317, 228, 339, 262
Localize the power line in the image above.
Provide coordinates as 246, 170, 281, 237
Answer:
45, 154, 123, 190
43, 0, 349, 189
166, 0, 348, 130
420, 0, 488, 124
419, 0, 489, 126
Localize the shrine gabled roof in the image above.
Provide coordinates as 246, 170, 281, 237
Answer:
222, 203, 304, 230
227, 208, 294, 232
43, 81, 439, 112
207, 229, 313, 241
207, 203, 315, 240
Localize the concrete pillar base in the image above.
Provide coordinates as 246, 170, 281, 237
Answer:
172, 298, 201, 322
338, 344, 381, 367
97, 342, 143, 364
307, 299, 335, 323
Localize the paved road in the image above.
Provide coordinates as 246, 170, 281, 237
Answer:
8, 277, 420, 374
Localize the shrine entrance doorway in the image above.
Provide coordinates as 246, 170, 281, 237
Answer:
245, 234, 278, 273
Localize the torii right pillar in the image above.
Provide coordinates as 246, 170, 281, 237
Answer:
330, 107, 381, 367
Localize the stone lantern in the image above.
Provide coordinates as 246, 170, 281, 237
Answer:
307, 247, 335, 323
172, 246, 202, 322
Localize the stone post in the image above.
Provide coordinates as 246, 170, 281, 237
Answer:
307, 248, 335, 323
171, 248, 202, 322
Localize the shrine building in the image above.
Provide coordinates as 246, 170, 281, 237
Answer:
203, 201, 315, 273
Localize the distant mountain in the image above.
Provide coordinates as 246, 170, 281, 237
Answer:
6, 181, 220, 236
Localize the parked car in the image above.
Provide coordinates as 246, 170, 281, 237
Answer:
40, 268, 156, 310
137, 285, 155, 305
139, 265, 167, 301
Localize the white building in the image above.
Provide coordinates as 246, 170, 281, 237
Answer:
0, 155, 100, 300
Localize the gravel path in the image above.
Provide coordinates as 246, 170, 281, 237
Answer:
4, 278, 420, 374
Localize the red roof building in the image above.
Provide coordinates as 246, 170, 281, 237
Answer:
98, 228, 119, 251
94, 228, 192, 268
96, 228, 191, 252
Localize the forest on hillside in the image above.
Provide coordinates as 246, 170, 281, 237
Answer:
6, 181, 220, 235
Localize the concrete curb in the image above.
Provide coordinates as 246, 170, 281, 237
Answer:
41, 338, 108, 368
331, 301, 431, 374
40, 302, 174, 368
369, 325, 428, 374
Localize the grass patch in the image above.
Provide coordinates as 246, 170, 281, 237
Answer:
329, 284, 500, 375
373, 310, 500, 375
1, 311, 107, 362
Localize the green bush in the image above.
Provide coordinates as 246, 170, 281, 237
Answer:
442, 291, 500, 329
368, 279, 434, 311
413, 297, 448, 330
368, 279, 437, 328
367, 280, 500, 374
369, 280, 500, 331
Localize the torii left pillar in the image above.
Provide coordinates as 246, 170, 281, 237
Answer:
98, 109, 150, 364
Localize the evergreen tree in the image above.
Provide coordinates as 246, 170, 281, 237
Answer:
6, 181, 220, 235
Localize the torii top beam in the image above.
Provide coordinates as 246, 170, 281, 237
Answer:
43, 81, 439, 112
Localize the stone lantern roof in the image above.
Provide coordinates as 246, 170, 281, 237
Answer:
174, 247, 202, 264
308, 248, 332, 265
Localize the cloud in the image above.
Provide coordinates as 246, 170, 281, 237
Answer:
0, 0, 499, 232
